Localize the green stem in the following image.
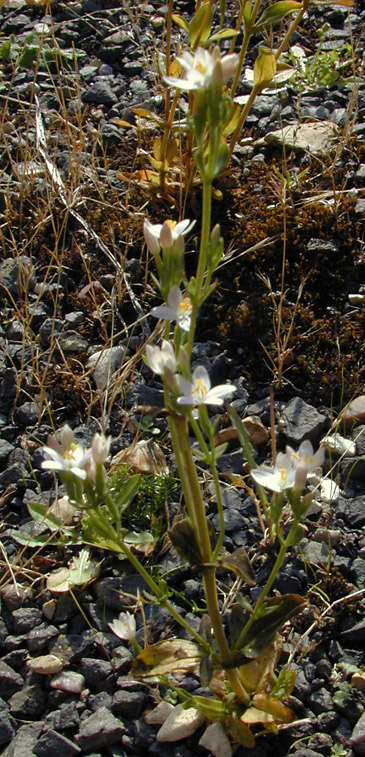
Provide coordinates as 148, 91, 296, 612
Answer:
203, 568, 230, 661
274, 0, 310, 61
188, 412, 225, 557
233, 537, 288, 651
187, 176, 212, 358
169, 413, 211, 561
204, 568, 250, 704
228, 84, 260, 161
118, 540, 212, 654
230, 0, 262, 99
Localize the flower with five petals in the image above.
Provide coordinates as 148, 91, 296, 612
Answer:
151, 286, 192, 332
164, 47, 238, 92
177, 365, 236, 407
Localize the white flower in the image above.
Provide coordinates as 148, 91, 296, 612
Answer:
144, 218, 195, 255
91, 433, 111, 464
151, 286, 192, 332
251, 441, 325, 494
109, 611, 136, 642
41, 440, 89, 480
146, 340, 177, 376
287, 440, 325, 473
165, 47, 238, 92
45, 424, 75, 456
177, 365, 236, 407
251, 452, 297, 493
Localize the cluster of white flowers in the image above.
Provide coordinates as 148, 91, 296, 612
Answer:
41, 426, 111, 480
146, 340, 236, 408
251, 440, 325, 493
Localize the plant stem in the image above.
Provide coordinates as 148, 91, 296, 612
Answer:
187, 176, 212, 358
230, 0, 262, 98
274, 0, 310, 62
169, 413, 211, 561
118, 540, 212, 654
233, 538, 288, 651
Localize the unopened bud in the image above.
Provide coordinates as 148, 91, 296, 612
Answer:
294, 461, 307, 492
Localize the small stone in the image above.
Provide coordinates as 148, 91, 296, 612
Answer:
0, 661, 23, 699
340, 395, 365, 426
77, 706, 125, 750
0, 711, 15, 747
27, 655, 63, 675
82, 81, 118, 106
311, 528, 341, 545
87, 346, 126, 390
351, 712, 365, 755
11, 607, 43, 634
33, 729, 82, 756
144, 701, 174, 725
1, 722, 43, 755
9, 685, 46, 718
27, 624, 59, 654
50, 671, 85, 694
0, 584, 27, 611
80, 658, 113, 688
351, 673, 365, 692
112, 689, 147, 718
42, 600, 57, 621
14, 402, 39, 427
320, 478, 340, 503
279, 397, 327, 445
199, 721, 232, 757
320, 433, 356, 457
156, 703, 205, 742
265, 121, 339, 156
57, 332, 88, 354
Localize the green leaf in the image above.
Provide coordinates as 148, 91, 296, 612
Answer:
221, 547, 256, 585
189, 4, 213, 48
132, 639, 200, 680
68, 549, 100, 588
0, 39, 11, 62
10, 530, 56, 548
214, 442, 228, 461
200, 655, 214, 687
271, 667, 296, 700
114, 474, 140, 512
27, 501, 63, 532
171, 14, 189, 33
253, 0, 302, 31
241, 594, 305, 656
212, 142, 230, 178
228, 604, 250, 648
168, 518, 202, 566
254, 47, 277, 88
227, 718, 255, 748
209, 28, 239, 42
124, 530, 155, 544
18, 44, 39, 69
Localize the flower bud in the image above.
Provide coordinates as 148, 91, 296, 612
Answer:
92, 433, 111, 464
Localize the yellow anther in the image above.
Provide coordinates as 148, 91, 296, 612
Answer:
193, 378, 208, 402
178, 297, 192, 315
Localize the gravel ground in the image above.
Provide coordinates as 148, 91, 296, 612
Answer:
0, 1, 364, 756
